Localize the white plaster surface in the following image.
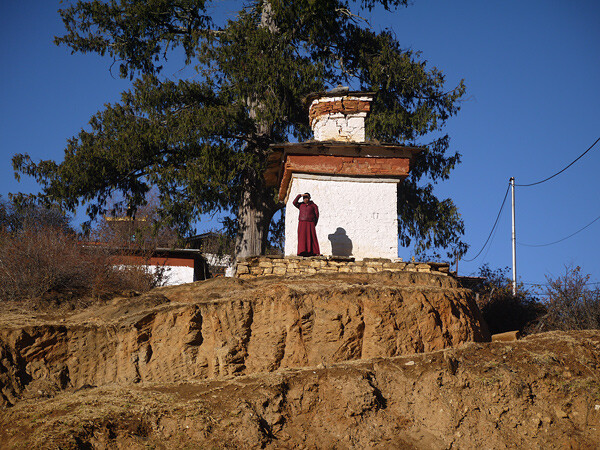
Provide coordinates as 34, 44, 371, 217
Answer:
284, 174, 399, 259
159, 265, 195, 285
116, 265, 195, 286
312, 112, 367, 142
204, 253, 235, 277
204, 253, 231, 266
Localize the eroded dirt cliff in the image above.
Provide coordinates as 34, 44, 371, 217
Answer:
0, 271, 488, 407
1, 331, 599, 449
3, 272, 598, 449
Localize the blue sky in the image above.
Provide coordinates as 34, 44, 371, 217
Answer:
1, 1, 599, 290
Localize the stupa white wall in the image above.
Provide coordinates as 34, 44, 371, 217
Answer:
284, 173, 399, 259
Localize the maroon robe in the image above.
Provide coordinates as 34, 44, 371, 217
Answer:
293, 194, 320, 256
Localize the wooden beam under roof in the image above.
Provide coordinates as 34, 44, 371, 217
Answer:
264, 141, 422, 189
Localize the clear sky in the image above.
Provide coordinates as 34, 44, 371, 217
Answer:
1, 1, 599, 291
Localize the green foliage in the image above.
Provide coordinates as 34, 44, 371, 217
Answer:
12, 0, 467, 257
474, 264, 545, 335
54, 0, 212, 79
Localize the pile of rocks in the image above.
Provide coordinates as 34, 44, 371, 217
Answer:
235, 255, 450, 278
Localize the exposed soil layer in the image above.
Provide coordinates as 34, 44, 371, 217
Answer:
0, 272, 488, 408
1, 330, 599, 449
4, 273, 597, 448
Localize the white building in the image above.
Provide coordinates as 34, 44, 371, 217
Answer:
266, 91, 420, 260
112, 248, 210, 285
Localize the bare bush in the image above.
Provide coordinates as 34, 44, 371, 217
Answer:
0, 227, 84, 301
540, 265, 600, 331
91, 193, 179, 250
91, 259, 168, 297
0, 226, 166, 303
473, 265, 546, 335
1, 196, 71, 233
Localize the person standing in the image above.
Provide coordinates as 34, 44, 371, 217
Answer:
293, 193, 320, 257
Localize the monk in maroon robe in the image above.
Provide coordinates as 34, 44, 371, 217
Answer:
293, 193, 320, 256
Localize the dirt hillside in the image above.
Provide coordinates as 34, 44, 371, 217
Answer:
1, 331, 599, 449
1, 272, 599, 448
0, 271, 488, 407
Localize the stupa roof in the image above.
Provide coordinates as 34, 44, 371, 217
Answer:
265, 141, 422, 189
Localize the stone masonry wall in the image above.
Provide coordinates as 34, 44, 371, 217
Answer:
309, 96, 373, 142
235, 255, 450, 278
308, 98, 372, 126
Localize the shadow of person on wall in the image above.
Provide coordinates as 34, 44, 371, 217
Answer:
328, 227, 353, 257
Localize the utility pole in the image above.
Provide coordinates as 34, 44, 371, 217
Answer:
510, 177, 517, 296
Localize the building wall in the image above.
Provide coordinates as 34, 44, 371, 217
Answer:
284, 174, 399, 259
114, 264, 195, 286
236, 256, 450, 278
156, 265, 195, 285
204, 253, 235, 277
312, 111, 368, 142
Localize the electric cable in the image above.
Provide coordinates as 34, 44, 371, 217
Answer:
518, 213, 600, 247
462, 183, 510, 262
480, 205, 502, 264
523, 281, 600, 287
515, 136, 600, 187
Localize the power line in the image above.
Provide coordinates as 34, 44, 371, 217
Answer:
515, 136, 600, 187
518, 213, 600, 247
463, 183, 510, 262
523, 281, 600, 287
481, 205, 502, 263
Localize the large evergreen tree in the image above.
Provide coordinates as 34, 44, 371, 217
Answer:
13, 0, 467, 258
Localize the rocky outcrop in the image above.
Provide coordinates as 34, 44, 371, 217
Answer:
0, 272, 488, 407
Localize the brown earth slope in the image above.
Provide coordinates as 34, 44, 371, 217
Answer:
0, 272, 488, 407
1, 273, 598, 448
1, 331, 599, 449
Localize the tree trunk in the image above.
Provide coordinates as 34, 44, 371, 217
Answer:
234, 0, 280, 260
235, 183, 278, 259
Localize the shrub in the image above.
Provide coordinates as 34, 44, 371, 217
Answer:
539, 265, 600, 331
0, 210, 168, 303
90, 193, 179, 250
473, 265, 546, 335
0, 196, 71, 233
